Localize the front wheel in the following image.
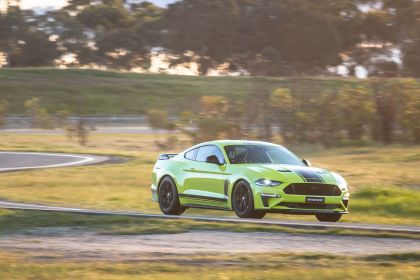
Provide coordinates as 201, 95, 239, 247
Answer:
315, 213, 342, 222
232, 180, 263, 219
158, 176, 185, 215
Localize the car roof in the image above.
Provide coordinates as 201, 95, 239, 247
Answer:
198, 140, 284, 148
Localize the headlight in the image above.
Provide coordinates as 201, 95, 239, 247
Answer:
255, 179, 282, 187
331, 172, 348, 190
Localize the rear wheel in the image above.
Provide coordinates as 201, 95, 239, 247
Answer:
232, 180, 264, 219
158, 176, 185, 215
315, 213, 342, 222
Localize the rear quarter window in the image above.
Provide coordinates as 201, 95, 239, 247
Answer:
184, 148, 198, 160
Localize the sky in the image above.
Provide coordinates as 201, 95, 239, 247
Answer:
17, 0, 178, 11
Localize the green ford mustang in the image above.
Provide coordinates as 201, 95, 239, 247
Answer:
151, 140, 349, 222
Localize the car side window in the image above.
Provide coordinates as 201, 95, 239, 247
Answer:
184, 148, 198, 160
196, 145, 225, 163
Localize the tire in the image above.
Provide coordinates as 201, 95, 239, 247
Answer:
158, 176, 185, 215
232, 180, 263, 219
315, 213, 342, 222
249, 211, 266, 219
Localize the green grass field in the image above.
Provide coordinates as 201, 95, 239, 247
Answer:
0, 133, 419, 225
0, 68, 365, 115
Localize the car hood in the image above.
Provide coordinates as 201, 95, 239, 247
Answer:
243, 164, 335, 184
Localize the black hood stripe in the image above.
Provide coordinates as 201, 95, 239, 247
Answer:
280, 167, 325, 183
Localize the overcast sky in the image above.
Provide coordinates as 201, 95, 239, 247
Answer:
19, 0, 178, 11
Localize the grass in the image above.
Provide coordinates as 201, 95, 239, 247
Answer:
0, 250, 419, 280
0, 133, 419, 225
1, 209, 419, 239
0, 68, 368, 115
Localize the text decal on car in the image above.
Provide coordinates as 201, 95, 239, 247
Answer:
305, 196, 325, 203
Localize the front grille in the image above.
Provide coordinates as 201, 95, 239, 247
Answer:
277, 202, 341, 210
283, 183, 342, 196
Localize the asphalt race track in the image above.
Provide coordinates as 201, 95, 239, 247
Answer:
0, 151, 110, 172
0, 151, 420, 235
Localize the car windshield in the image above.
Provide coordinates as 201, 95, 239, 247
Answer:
224, 145, 304, 166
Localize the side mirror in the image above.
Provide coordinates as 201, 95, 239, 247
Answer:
302, 159, 311, 167
206, 155, 223, 165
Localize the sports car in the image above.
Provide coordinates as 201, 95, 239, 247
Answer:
151, 140, 349, 222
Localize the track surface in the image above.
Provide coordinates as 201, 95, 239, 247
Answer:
0, 151, 109, 172
1, 230, 419, 259
0, 151, 419, 235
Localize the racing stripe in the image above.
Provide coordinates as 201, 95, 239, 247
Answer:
285, 167, 325, 183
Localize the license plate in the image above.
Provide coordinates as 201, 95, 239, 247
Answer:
305, 196, 325, 203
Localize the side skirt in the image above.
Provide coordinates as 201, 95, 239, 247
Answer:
179, 193, 227, 203
179, 193, 230, 211
183, 204, 230, 211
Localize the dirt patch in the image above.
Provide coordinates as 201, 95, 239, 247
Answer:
0, 229, 419, 261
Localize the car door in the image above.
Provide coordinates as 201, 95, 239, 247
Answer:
182, 145, 229, 207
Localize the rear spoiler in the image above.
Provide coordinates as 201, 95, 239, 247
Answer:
158, 153, 178, 160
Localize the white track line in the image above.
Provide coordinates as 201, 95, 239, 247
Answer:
0, 152, 95, 172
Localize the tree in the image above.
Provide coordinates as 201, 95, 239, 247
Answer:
147, 109, 170, 135
274, 5, 342, 73
24, 98, 54, 129
314, 90, 343, 147
371, 79, 409, 144
65, 119, 93, 146
195, 96, 228, 141
36, 10, 88, 66
176, 96, 231, 142
76, 3, 130, 30
338, 85, 374, 141
162, 0, 364, 76
355, 0, 420, 77
393, 80, 420, 143
404, 43, 420, 77
9, 30, 60, 67
249, 46, 289, 76
72, 1, 162, 69
271, 88, 293, 142
147, 109, 177, 148
163, 0, 240, 75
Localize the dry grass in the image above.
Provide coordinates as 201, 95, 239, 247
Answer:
0, 133, 419, 224
0, 250, 419, 280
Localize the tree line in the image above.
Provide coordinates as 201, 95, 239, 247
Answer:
1, 0, 420, 77
1, 78, 419, 147
148, 78, 420, 147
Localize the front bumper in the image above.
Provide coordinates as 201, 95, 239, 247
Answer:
266, 208, 348, 215
255, 186, 349, 215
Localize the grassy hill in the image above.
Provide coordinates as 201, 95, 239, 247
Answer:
0, 68, 363, 115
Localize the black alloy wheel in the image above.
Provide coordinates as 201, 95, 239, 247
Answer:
232, 180, 265, 219
158, 176, 185, 215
